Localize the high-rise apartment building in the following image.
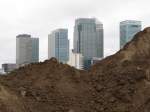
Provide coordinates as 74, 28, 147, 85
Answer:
120, 20, 142, 48
48, 29, 69, 63
16, 34, 39, 66
73, 18, 103, 69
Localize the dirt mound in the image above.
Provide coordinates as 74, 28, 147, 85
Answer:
89, 27, 150, 112
0, 28, 150, 112
0, 58, 95, 112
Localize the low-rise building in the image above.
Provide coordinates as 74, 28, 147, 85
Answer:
91, 57, 103, 65
67, 50, 84, 70
2, 63, 17, 73
0, 68, 5, 74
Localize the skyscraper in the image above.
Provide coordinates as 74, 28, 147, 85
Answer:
31, 38, 39, 63
48, 29, 69, 63
16, 34, 39, 66
73, 18, 103, 69
120, 20, 142, 48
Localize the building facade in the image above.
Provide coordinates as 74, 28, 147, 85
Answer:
73, 18, 103, 69
0, 68, 4, 74
31, 38, 39, 63
2, 63, 17, 73
120, 20, 142, 48
67, 50, 84, 70
48, 29, 69, 63
16, 34, 39, 67
91, 57, 103, 65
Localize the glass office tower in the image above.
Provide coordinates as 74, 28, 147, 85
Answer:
48, 29, 69, 63
31, 38, 39, 63
73, 18, 104, 69
120, 20, 142, 48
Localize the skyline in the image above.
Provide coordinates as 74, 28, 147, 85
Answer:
0, 0, 150, 66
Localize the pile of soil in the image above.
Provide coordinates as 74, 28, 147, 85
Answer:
0, 28, 150, 112
89, 27, 150, 112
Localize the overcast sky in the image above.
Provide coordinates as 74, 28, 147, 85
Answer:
0, 0, 150, 66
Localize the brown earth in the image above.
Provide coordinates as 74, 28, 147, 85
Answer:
0, 28, 150, 112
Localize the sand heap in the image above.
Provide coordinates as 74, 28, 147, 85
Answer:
0, 28, 150, 112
